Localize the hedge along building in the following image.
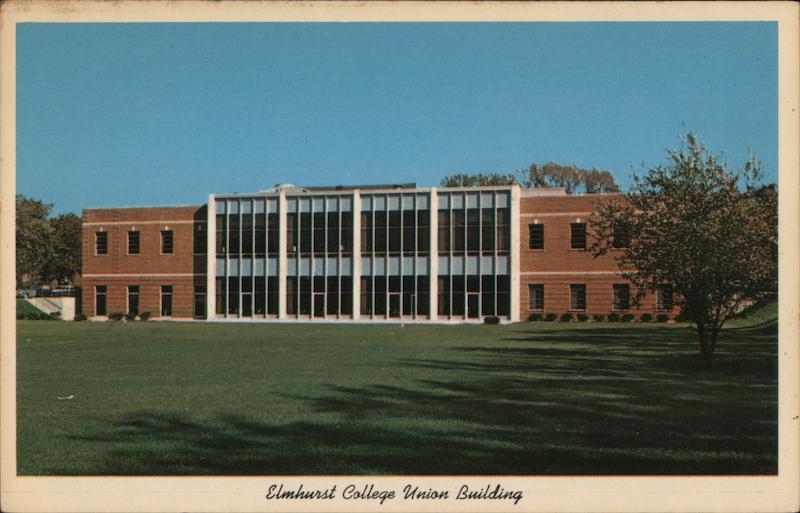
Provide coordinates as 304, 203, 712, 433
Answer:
80, 184, 676, 322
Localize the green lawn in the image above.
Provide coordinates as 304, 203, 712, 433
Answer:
17, 308, 777, 476
16, 298, 44, 317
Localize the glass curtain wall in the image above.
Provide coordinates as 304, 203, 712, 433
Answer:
285, 195, 353, 318
360, 193, 430, 319
437, 190, 511, 319
215, 196, 280, 318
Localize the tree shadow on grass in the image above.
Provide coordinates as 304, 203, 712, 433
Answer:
55, 324, 776, 476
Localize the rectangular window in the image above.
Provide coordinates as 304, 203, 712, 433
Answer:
194, 285, 206, 318
613, 284, 630, 311
193, 224, 207, 254
570, 223, 586, 250
216, 214, 227, 254
528, 224, 544, 250
128, 231, 140, 255
95, 285, 107, 316
528, 284, 544, 310
127, 285, 140, 315
95, 232, 108, 255
612, 222, 629, 249
161, 285, 173, 316
161, 230, 173, 254
657, 284, 674, 311
215, 277, 225, 315
569, 284, 586, 311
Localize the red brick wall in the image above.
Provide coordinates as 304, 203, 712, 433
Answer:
81, 206, 206, 319
519, 193, 676, 318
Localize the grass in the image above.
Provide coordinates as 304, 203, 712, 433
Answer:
16, 298, 44, 317
16, 306, 777, 476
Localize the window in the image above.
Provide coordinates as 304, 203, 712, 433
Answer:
613, 284, 630, 311
570, 284, 586, 311
95, 232, 108, 255
570, 223, 586, 250
161, 230, 173, 254
528, 224, 544, 250
657, 284, 674, 311
194, 224, 207, 254
612, 222, 629, 249
161, 285, 173, 316
528, 284, 544, 310
127, 285, 139, 315
128, 231, 140, 255
194, 285, 206, 318
95, 285, 107, 316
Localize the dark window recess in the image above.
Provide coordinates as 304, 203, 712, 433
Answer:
215, 277, 225, 315
570, 223, 586, 250
613, 284, 630, 310
95, 232, 108, 255
128, 285, 140, 315
128, 231, 140, 255
612, 222, 629, 249
528, 284, 544, 310
194, 285, 206, 318
161, 285, 173, 316
161, 230, 174, 254
657, 284, 674, 311
570, 284, 586, 311
95, 285, 107, 316
194, 225, 207, 254
528, 224, 544, 250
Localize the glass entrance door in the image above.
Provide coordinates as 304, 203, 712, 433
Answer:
313, 293, 325, 317
389, 293, 401, 318
467, 293, 480, 319
241, 293, 252, 317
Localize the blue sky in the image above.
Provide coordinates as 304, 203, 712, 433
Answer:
16, 22, 777, 214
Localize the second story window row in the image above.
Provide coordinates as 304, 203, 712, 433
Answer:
216, 197, 280, 256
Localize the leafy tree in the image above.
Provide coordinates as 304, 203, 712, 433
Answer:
591, 133, 777, 367
46, 213, 82, 284
519, 162, 619, 193
440, 164, 619, 193
16, 195, 53, 288
439, 172, 518, 187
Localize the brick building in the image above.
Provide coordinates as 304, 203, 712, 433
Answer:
80, 184, 675, 322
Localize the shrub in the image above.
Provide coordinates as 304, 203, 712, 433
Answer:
528, 313, 543, 321
607, 312, 620, 322
621, 313, 635, 322
48, 311, 62, 320
484, 315, 500, 325
639, 313, 653, 322
139, 311, 151, 321
544, 313, 558, 322
656, 314, 670, 323
108, 312, 125, 321
73, 314, 87, 321
125, 312, 137, 321
593, 313, 605, 322
559, 312, 573, 322
577, 313, 589, 322
22, 311, 49, 320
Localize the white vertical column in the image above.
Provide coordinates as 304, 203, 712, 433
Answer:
429, 188, 438, 321
206, 194, 216, 319
510, 185, 521, 322
278, 191, 287, 319
352, 191, 361, 320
